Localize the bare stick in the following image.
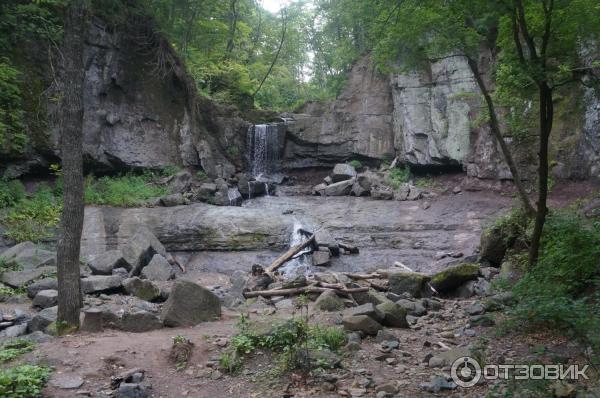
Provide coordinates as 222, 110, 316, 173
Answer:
266, 235, 315, 274
243, 286, 368, 298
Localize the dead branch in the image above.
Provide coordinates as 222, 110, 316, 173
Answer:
243, 285, 368, 298
266, 235, 315, 274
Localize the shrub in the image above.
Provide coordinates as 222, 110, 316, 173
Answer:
510, 212, 600, 358
1, 184, 61, 242
348, 160, 363, 170
0, 365, 50, 398
84, 172, 169, 207
387, 166, 411, 189
196, 170, 209, 181
0, 179, 26, 208
0, 339, 35, 363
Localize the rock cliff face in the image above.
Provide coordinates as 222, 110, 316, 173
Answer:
284, 54, 600, 180
2, 12, 245, 179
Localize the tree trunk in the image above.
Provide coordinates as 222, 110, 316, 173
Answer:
226, 0, 239, 55
466, 56, 536, 217
528, 83, 554, 265
252, 7, 288, 99
56, 0, 87, 333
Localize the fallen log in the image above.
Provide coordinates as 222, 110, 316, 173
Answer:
343, 272, 384, 280
266, 234, 316, 274
243, 285, 369, 298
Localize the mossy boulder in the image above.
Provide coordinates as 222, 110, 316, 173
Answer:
122, 277, 160, 301
480, 226, 508, 266
430, 264, 480, 293
315, 290, 345, 312
388, 271, 431, 298
375, 302, 409, 328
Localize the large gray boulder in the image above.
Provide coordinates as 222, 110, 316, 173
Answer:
318, 178, 355, 196
343, 303, 383, 323
140, 254, 174, 281
0, 242, 56, 269
388, 272, 430, 298
430, 263, 480, 293
371, 185, 394, 200
160, 170, 192, 193
26, 278, 58, 298
158, 193, 187, 207
122, 277, 160, 301
28, 306, 58, 333
81, 275, 124, 294
1, 266, 56, 288
342, 315, 383, 335
375, 302, 409, 328
160, 280, 221, 327
87, 250, 131, 275
314, 290, 345, 312
331, 164, 357, 182
32, 289, 58, 309
122, 227, 168, 276
120, 311, 163, 333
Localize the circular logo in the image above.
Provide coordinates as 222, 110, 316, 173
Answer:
451, 356, 482, 388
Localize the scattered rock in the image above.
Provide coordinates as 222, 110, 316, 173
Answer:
140, 254, 174, 281
312, 249, 331, 267
49, 373, 84, 389
1, 266, 56, 288
315, 290, 345, 312
26, 277, 58, 298
344, 303, 383, 323
32, 289, 58, 309
28, 306, 58, 333
159, 193, 187, 207
81, 275, 124, 294
87, 250, 131, 275
320, 178, 356, 196
430, 263, 480, 293
331, 163, 357, 183
120, 310, 163, 333
342, 315, 383, 335
0, 241, 56, 269
465, 302, 485, 316
121, 227, 167, 276
371, 185, 394, 200
420, 376, 457, 393
123, 277, 160, 301
388, 272, 430, 298
117, 383, 150, 398
297, 348, 341, 369
470, 314, 495, 327
161, 280, 221, 327
375, 302, 409, 328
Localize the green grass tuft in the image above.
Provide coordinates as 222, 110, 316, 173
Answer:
0, 365, 50, 398
84, 172, 169, 207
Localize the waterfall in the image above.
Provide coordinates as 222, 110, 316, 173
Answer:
278, 220, 313, 279
246, 123, 283, 177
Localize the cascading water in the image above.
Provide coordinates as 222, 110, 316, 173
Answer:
278, 219, 314, 279
246, 123, 284, 178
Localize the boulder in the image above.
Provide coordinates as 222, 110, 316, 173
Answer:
371, 185, 394, 200
430, 263, 480, 293
120, 310, 163, 333
1, 266, 56, 288
331, 163, 357, 182
28, 306, 57, 333
428, 346, 472, 368
375, 302, 409, 328
81, 275, 124, 294
312, 249, 331, 267
312, 183, 328, 195
342, 315, 383, 335
161, 170, 192, 193
394, 184, 411, 201
117, 382, 150, 398
0, 242, 56, 269
32, 289, 58, 309
160, 280, 221, 327
320, 178, 355, 196
406, 186, 423, 200
213, 186, 243, 206
388, 272, 430, 298
87, 250, 131, 275
159, 193, 187, 207
297, 348, 341, 369
123, 277, 160, 301
343, 303, 384, 323
140, 254, 174, 281
480, 226, 508, 266
351, 181, 370, 197
315, 290, 345, 312
0, 323, 28, 338
352, 289, 390, 306
122, 227, 168, 276
26, 277, 58, 298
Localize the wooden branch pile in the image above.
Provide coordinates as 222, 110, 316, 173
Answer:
243, 282, 368, 298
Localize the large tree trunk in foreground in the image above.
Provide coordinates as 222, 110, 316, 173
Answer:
56, 0, 87, 333
528, 83, 554, 265
466, 57, 536, 217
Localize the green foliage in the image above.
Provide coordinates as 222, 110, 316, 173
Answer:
84, 172, 169, 207
1, 184, 61, 242
0, 61, 26, 154
0, 339, 35, 363
0, 178, 26, 208
220, 313, 346, 374
387, 166, 411, 189
195, 170, 209, 181
348, 160, 362, 170
510, 212, 600, 358
0, 365, 50, 398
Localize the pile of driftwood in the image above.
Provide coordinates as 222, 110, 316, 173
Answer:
242, 232, 361, 299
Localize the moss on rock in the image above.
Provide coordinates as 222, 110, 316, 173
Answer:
431, 263, 480, 293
